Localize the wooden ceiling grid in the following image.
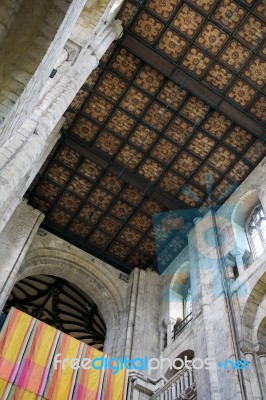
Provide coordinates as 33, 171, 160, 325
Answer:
26, 0, 266, 273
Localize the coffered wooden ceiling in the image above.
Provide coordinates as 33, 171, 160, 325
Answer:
27, 0, 266, 273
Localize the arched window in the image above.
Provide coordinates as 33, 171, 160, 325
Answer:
247, 206, 266, 260
173, 287, 192, 340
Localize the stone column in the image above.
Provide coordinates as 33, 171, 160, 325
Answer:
244, 352, 263, 400
188, 210, 243, 400
0, 201, 44, 310
230, 248, 245, 275
257, 354, 266, 400
255, 342, 266, 399
188, 214, 220, 400
235, 252, 245, 275
259, 355, 266, 383
130, 269, 161, 374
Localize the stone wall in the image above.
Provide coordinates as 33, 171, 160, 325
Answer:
0, 0, 123, 237
124, 155, 266, 399
0, 64, 266, 400
148, 155, 266, 400
0, 0, 23, 41
0, 117, 63, 235
0, 200, 44, 309
0, 0, 85, 134
130, 269, 161, 367
0, 154, 266, 398
0, 200, 131, 357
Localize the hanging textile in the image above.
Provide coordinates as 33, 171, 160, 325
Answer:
0, 308, 128, 400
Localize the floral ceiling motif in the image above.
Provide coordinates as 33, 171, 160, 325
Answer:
27, 0, 266, 273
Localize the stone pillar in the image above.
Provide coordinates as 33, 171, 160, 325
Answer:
255, 342, 266, 399
188, 210, 243, 400
130, 269, 161, 373
188, 215, 220, 400
230, 248, 245, 275
259, 355, 266, 383
235, 252, 245, 275
258, 355, 266, 398
0, 201, 44, 310
244, 352, 263, 400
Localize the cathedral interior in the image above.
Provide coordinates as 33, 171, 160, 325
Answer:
0, 0, 265, 399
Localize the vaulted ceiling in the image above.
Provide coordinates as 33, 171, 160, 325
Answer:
27, 0, 266, 273
4, 275, 106, 349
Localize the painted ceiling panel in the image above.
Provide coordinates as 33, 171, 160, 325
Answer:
27, 0, 266, 273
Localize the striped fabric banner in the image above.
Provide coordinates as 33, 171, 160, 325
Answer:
0, 378, 49, 399
15, 320, 59, 396
72, 346, 104, 400
0, 308, 35, 382
0, 377, 11, 398
44, 332, 82, 400
0, 308, 128, 400
102, 366, 128, 400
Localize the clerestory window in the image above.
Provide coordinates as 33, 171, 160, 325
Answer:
247, 206, 266, 260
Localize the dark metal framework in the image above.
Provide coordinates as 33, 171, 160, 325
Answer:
4, 275, 106, 350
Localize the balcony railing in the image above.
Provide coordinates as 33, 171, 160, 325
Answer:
172, 312, 192, 340
150, 366, 196, 400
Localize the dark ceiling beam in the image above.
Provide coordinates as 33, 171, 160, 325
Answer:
121, 34, 265, 138
65, 137, 185, 210
42, 220, 133, 274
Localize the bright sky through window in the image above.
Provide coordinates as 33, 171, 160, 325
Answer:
248, 206, 266, 260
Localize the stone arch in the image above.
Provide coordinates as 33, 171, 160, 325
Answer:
165, 349, 194, 380
241, 271, 266, 351
241, 275, 266, 396
228, 189, 261, 265
13, 247, 127, 358
231, 189, 260, 228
